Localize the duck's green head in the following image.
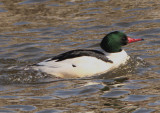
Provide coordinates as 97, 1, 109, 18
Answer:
100, 31, 143, 53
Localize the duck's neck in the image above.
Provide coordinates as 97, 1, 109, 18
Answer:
104, 49, 125, 55
104, 50, 130, 64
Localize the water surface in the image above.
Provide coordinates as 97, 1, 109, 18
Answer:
0, 0, 160, 112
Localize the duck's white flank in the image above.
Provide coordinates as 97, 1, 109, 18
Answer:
32, 50, 130, 78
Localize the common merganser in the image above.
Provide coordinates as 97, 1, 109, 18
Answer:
32, 31, 143, 78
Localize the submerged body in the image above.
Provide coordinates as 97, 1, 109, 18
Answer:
32, 50, 130, 78
32, 31, 143, 78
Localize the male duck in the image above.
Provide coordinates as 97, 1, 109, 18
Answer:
32, 31, 143, 78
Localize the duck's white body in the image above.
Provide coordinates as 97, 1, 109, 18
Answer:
32, 50, 130, 78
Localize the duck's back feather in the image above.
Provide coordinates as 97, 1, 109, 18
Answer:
45, 49, 113, 63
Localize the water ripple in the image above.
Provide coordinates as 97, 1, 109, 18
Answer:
121, 95, 157, 102
126, 7, 152, 12
148, 100, 160, 106
115, 19, 160, 28
19, 0, 50, 4
102, 90, 130, 98
0, 8, 7, 12
130, 28, 160, 36
0, 109, 14, 113
132, 108, 155, 113
3, 105, 36, 111
36, 109, 65, 113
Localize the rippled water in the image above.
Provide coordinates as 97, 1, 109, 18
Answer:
0, 0, 160, 112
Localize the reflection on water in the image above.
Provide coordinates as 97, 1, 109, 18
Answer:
0, 0, 160, 112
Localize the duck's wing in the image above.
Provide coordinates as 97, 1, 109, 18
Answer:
45, 49, 113, 63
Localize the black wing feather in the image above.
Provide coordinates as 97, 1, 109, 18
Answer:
46, 49, 113, 63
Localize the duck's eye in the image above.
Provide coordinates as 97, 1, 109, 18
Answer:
122, 36, 127, 41
122, 36, 127, 40
121, 36, 128, 45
